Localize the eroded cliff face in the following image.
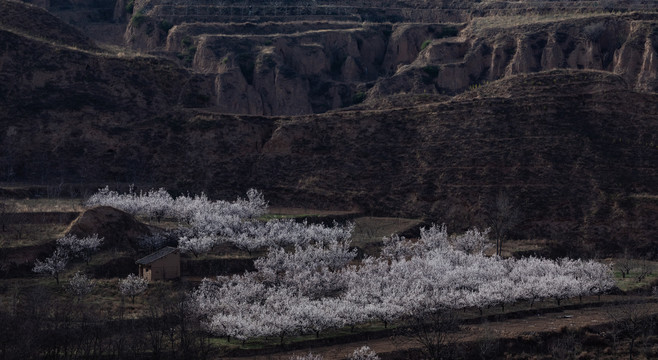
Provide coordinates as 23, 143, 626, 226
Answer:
121, 13, 658, 115
176, 25, 390, 115
371, 15, 658, 100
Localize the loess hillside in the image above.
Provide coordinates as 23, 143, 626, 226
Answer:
0, 0, 657, 256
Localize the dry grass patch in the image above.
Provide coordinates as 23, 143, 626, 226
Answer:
469, 11, 617, 34
611, 259, 658, 293
267, 207, 358, 217
351, 216, 423, 250
2, 198, 84, 213
0, 224, 68, 248
501, 238, 552, 257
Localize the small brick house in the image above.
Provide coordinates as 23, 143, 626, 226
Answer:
136, 246, 180, 281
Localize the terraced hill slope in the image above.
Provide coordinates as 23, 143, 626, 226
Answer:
16, 0, 658, 115
1, 0, 657, 256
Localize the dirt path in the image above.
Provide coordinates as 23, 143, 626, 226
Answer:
223, 300, 658, 360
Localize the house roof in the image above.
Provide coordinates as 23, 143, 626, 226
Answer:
136, 246, 179, 265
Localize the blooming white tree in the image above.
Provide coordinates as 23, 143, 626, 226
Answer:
87, 189, 615, 344
451, 227, 491, 255
349, 345, 380, 360
87, 187, 267, 222
189, 223, 615, 343
56, 233, 103, 264
33, 247, 69, 284
178, 235, 217, 257
289, 353, 323, 360
67, 271, 94, 301
119, 274, 149, 303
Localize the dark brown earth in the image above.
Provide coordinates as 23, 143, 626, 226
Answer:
0, 0, 657, 257
67, 206, 152, 249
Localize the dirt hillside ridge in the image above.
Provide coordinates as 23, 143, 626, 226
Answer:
66, 206, 152, 250
3, 66, 657, 255
0, 0, 99, 51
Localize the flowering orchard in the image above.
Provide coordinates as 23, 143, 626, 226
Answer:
189, 224, 614, 342
86, 187, 615, 343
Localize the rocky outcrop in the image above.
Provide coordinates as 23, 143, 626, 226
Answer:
157, 14, 658, 114
15, 0, 658, 115
177, 25, 389, 115
372, 15, 658, 99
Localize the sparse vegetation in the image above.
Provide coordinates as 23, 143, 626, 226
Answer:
131, 10, 146, 28
436, 26, 459, 38
125, 0, 134, 14
352, 91, 366, 104
158, 20, 173, 34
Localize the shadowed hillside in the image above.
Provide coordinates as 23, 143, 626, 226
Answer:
1, 0, 657, 256
13, 0, 658, 115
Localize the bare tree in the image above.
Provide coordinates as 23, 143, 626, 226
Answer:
487, 192, 520, 256
607, 300, 655, 360
405, 310, 459, 360
634, 258, 653, 283
617, 249, 634, 279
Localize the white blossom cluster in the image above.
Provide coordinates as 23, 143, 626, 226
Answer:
33, 234, 103, 283
86, 186, 356, 256
286, 346, 380, 360
67, 271, 95, 299
179, 217, 354, 256
189, 225, 614, 342
86, 186, 267, 223
119, 273, 149, 303
85, 188, 615, 342
349, 346, 380, 360
32, 247, 70, 284
56, 233, 104, 263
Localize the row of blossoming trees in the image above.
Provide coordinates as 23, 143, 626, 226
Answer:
85, 187, 615, 344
